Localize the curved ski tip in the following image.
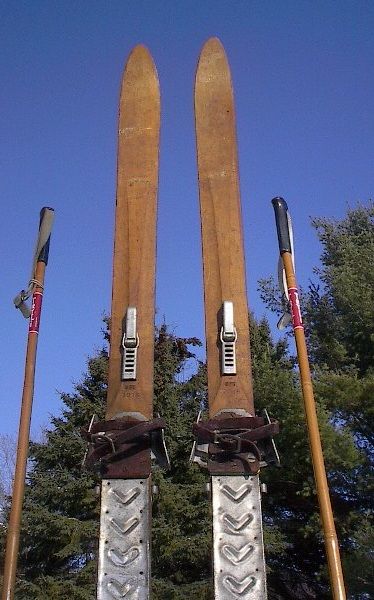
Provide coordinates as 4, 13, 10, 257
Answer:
196, 37, 230, 84
198, 37, 226, 61
201, 37, 224, 52
126, 44, 157, 70
122, 44, 158, 81
128, 44, 153, 63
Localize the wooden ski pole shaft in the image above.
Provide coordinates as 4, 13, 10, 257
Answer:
2, 208, 53, 600
271, 197, 346, 600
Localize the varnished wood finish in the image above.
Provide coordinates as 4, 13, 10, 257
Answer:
195, 38, 254, 417
106, 46, 160, 420
2, 263, 46, 600
282, 254, 346, 600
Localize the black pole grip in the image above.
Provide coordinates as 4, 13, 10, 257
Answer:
271, 197, 292, 253
37, 207, 54, 265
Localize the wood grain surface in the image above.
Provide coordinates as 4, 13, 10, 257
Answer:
107, 46, 160, 420
195, 38, 254, 417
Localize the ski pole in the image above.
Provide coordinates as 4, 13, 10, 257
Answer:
2, 207, 54, 600
271, 197, 346, 600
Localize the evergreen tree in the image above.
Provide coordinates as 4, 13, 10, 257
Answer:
1, 314, 366, 599
304, 204, 374, 598
1, 204, 372, 599
151, 324, 211, 599
248, 316, 356, 598
306, 203, 374, 374
0, 327, 210, 599
260, 203, 374, 599
9, 351, 107, 599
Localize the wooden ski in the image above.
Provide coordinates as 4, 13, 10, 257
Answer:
83, 45, 167, 600
106, 45, 159, 423
193, 38, 278, 599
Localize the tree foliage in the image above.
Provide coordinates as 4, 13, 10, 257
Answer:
0, 434, 16, 517
305, 204, 374, 597
260, 202, 374, 598
306, 203, 374, 374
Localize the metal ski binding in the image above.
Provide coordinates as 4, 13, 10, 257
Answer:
220, 300, 237, 375
121, 306, 139, 380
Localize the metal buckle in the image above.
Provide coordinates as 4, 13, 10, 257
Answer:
213, 431, 243, 453
220, 301, 237, 374
121, 307, 139, 380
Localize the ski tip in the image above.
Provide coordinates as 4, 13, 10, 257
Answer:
122, 44, 159, 86
195, 37, 230, 89
197, 37, 227, 64
200, 37, 225, 54
127, 44, 154, 65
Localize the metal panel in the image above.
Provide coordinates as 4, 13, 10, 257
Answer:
212, 474, 267, 599
97, 478, 151, 599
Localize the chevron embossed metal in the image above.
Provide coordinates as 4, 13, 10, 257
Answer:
212, 475, 266, 598
97, 479, 150, 599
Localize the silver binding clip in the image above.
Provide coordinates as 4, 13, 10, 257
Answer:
121, 307, 139, 380
220, 300, 237, 375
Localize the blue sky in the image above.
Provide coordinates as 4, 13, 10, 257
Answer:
1, 1, 373, 437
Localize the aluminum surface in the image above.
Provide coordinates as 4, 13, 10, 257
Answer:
97, 478, 151, 599
212, 474, 267, 599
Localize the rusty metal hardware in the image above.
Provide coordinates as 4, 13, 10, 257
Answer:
82, 416, 169, 478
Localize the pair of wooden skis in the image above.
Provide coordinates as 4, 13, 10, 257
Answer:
3, 37, 346, 600
85, 38, 278, 599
